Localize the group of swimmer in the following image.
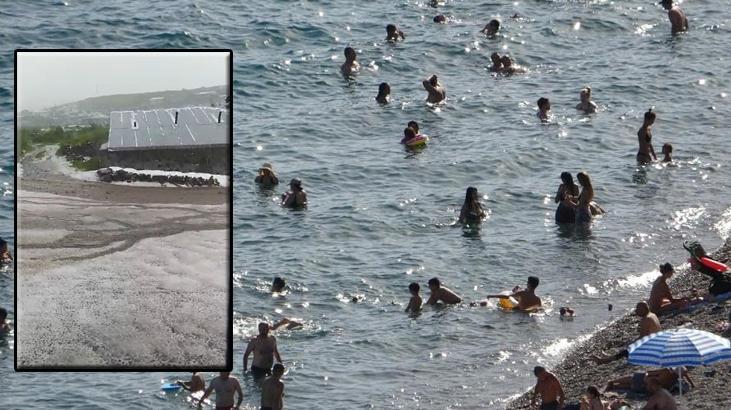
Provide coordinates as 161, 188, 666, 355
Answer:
255, 163, 308, 209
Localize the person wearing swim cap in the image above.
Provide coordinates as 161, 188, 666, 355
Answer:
637, 108, 657, 164
660, 0, 688, 35
281, 178, 307, 209
385, 24, 405, 42
375, 82, 391, 104
576, 86, 598, 114
340, 46, 360, 76
480, 19, 500, 36
255, 163, 279, 188
422, 74, 446, 103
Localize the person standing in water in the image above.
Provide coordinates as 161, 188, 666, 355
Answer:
260, 363, 285, 410
425, 277, 462, 305
488, 52, 503, 72
177, 371, 205, 392
576, 86, 598, 114
197, 372, 243, 410
660, 0, 688, 35
385, 24, 405, 42
340, 47, 360, 76
458, 186, 487, 225
637, 108, 657, 164
405, 282, 423, 313
375, 82, 391, 104
255, 163, 279, 188
480, 19, 500, 36
554, 172, 580, 224
243, 323, 283, 379
537, 97, 551, 122
571, 172, 594, 225
281, 178, 307, 209
422, 74, 446, 103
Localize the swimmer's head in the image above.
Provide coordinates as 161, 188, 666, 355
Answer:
490, 52, 502, 65
429, 75, 439, 86
580, 86, 592, 102
487, 19, 500, 33
272, 363, 285, 377
272, 277, 286, 292
560, 307, 567, 316
428, 277, 441, 290
576, 171, 591, 188
378, 82, 391, 97
659, 0, 673, 11
344, 47, 357, 61
386, 24, 397, 35
404, 127, 417, 140
527, 276, 539, 290
409, 282, 420, 294
560, 172, 574, 186
644, 108, 656, 124
533, 366, 546, 378
537, 97, 550, 111
465, 186, 479, 203
290, 177, 302, 190
433, 15, 446, 24
659, 262, 675, 277
258, 322, 270, 336
586, 386, 601, 399
0, 307, 6, 321
500, 55, 513, 67
635, 301, 650, 317
662, 143, 673, 155
407, 121, 419, 133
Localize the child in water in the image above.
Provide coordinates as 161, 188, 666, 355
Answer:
405, 282, 422, 312
537, 97, 551, 122
662, 143, 673, 162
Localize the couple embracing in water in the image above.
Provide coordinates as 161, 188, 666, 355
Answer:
554, 171, 604, 225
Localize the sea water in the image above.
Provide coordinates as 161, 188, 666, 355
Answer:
2, 0, 731, 408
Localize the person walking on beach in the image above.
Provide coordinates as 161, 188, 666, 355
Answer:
376, 82, 391, 104
649, 263, 689, 314
637, 108, 657, 164
422, 74, 446, 103
243, 323, 283, 379
386, 24, 405, 42
196, 372, 243, 410
660, 0, 688, 35
480, 19, 500, 36
425, 277, 462, 305
177, 371, 205, 392
281, 178, 307, 209
555, 172, 580, 224
260, 363, 285, 410
484, 276, 542, 312
255, 163, 279, 188
341, 47, 360, 76
405, 282, 423, 313
576, 86, 598, 114
531, 366, 565, 410
572, 172, 594, 225
458, 186, 487, 225
537, 97, 551, 122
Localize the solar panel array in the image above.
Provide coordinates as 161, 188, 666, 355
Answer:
107, 107, 229, 151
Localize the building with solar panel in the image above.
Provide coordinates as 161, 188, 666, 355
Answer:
103, 106, 229, 173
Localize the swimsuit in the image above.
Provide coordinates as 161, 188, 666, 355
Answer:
555, 203, 576, 224
540, 400, 559, 410
251, 365, 271, 378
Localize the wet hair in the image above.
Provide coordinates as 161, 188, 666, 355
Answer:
490, 52, 501, 63
407, 121, 419, 133
587, 386, 601, 398
660, 262, 674, 274
662, 143, 673, 153
500, 55, 512, 65
464, 186, 479, 205
533, 366, 546, 376
409, 282, 420, 293
576, 171, 591, 188
537, 97, 550, 109
272, 277, 286, 291
488, 19, 500, 31
377, 82, 391, 97
428, 277, 440, 288
433, 15, 446, 23
344, 47, 356, 59
0, 307, 6, 321
386, 24, 397, 33
527, 276, 540, 289
290, 178, 302, 190
273, 363, 285, 374
644, 108, 656, 122
560, 172, 574, 186
404, 127, 417, 139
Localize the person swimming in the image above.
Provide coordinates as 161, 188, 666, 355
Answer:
662, 143, 673, 162
637, 108, 657, 164
555, 172, 579, 224
386, 24, 405, 42
480, 19, 500, 36
458, 186, 487, 225
340, 46, 360, 76
433, 15, 447, 24
576, 86, 598, 114
500, 55, 526, 75
281, 178, 308, 209
407, 121, 420, 136
483, 276, 542, 312
376, 82, 391, 104
422, 74, 446, 103
537, 97, 551, 122
401, 127, 419, 145
489, 52, 502, 72
425, 277, 462, 305
660, 0, 688, 35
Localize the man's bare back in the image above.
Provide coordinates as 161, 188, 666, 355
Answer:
261, 377, 284, 410
427, 287, 462, 305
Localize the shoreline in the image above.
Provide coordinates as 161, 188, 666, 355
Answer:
507, 238, 731, 410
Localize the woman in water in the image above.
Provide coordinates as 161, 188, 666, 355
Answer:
458, 187, 487, 224
554, 172, 579, 224
572, 172, 594, 225
0, 238, 12, 264
282, 178, 308, 209
576, 86, 598, 114
637, 108, 657, 164
375, 82, 391, 104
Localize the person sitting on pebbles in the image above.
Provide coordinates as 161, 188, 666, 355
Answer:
281, 178, 308, 209
255, 163, 279, 188
386, 24, 405, 42
649, 263, 691, 314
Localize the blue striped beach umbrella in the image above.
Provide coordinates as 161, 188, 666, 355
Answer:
628, 328, 731, 395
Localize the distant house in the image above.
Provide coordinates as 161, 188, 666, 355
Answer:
103, 106, 229, 173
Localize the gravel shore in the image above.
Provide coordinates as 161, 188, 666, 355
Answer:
508, 239, 731, 410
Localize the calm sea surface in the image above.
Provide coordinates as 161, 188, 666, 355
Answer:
2, 1, 731, 408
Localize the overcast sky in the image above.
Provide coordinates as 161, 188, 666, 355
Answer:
17, 51, 229, 111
